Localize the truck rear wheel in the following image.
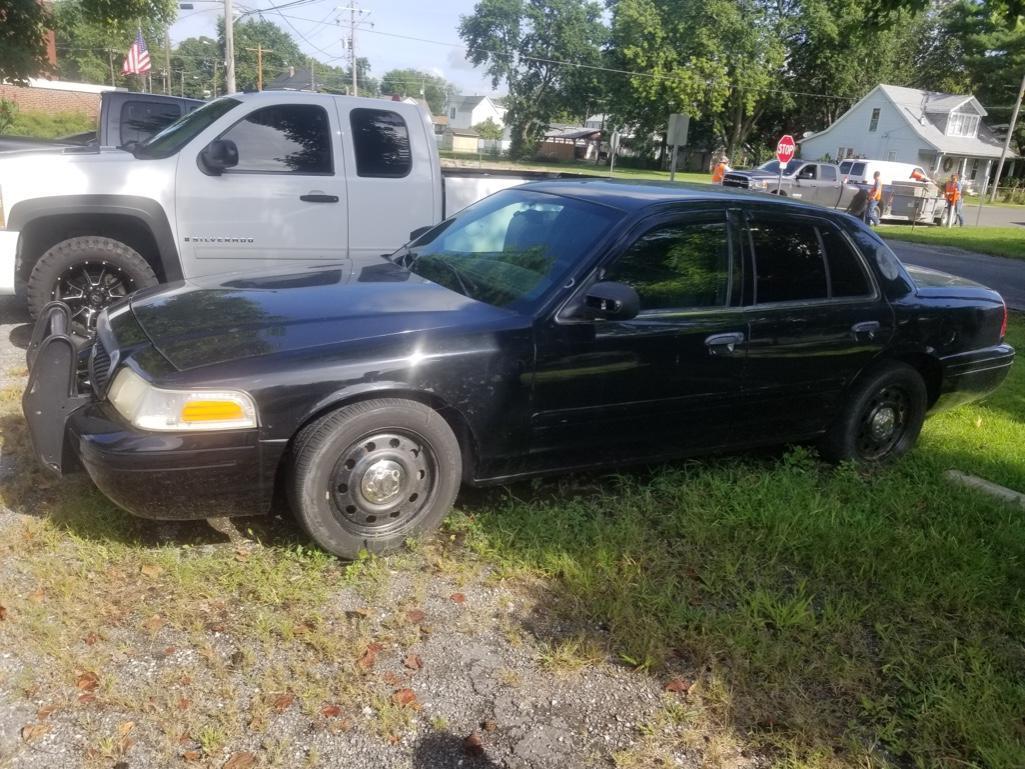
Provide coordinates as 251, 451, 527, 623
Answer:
27, 237, 158, 333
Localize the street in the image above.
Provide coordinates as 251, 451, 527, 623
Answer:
887, 240, 1025, 310
958, 204, 1025, 228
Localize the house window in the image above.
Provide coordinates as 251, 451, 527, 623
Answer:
869, 108, 880, 132
838, 146, 846, 160
449, 107, 457, 119
887, 150, 897, 162
947, 112, 979, 138
970, 158, 980, 180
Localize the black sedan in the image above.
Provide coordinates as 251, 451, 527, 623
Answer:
23, 181, 1014, 558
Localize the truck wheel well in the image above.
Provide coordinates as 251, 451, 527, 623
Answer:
277, 390, 480, 489
18, 215, 166, 284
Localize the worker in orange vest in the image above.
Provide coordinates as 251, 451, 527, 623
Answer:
864, 171, 883, 226
944, 173, 964, 227
711, 155, 730, 184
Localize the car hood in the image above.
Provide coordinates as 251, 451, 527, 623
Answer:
127, 261, 516, 371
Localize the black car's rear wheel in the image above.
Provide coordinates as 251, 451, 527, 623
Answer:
821, 363, 927, 463
289, 399, 461, 559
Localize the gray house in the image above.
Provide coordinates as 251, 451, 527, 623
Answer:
799, 84, 1017, 193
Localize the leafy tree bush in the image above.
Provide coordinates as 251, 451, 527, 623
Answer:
7, 110, 94, 139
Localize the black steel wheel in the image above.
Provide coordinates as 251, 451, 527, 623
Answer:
290, 399, 462, 559
27, 236, 158, 334
821, 362, 927, 464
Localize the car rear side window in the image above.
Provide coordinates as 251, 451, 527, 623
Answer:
821, 165, 837, 181
820, 226, 872, 297
750, 219, 827, 303
220, 104, 332, 174
603, 219, 731, 311
350, 108, 412, 178
850, 162, 866, 177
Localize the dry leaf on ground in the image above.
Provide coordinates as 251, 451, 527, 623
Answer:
21, 723, 49, 742
223, 752, 257, 769
403, 653, 423, 670
75, 671, 99, 692
450, 593, 466, 603
358, 642, 384, 671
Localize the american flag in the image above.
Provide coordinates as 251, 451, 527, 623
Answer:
122, 30, 151, 75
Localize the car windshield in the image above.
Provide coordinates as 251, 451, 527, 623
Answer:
758, 160, 798, 176
133, 97, 240, 159
400, 188, 622, 313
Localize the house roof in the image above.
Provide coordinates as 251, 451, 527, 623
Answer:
802, 84, 1015, 159
544, 126, 601, 141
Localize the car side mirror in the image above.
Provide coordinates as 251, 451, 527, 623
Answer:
199, 139, 239, 175
409, 225, 432, 242
582, 281, 639, 321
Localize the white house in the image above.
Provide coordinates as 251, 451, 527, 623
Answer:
799, 84, 1017, 193
445, 95, 506, 131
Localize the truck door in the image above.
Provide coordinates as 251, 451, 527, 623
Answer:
818, 164, 846, 208
175, 96, 347, 278
792, 163, 827, 205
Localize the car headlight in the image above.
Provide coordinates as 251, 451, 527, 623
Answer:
750, 180, 767, 189
107, 367, 258, 431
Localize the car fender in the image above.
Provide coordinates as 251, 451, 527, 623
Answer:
7, 195, 182, 282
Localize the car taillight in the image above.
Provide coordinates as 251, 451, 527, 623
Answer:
1000, 299, 1008, 341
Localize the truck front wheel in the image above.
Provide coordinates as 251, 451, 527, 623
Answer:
27, 237, 158, 333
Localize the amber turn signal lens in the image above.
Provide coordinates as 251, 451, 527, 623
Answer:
181, 400, 246, 423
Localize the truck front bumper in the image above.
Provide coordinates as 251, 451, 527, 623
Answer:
0, 231, 18, 294
23, 302, 281, 520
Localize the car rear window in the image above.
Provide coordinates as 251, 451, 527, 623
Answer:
849, 162, 866, 177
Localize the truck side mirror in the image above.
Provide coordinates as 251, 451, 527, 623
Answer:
198, 139, 239, 176
582, 281, 640, 321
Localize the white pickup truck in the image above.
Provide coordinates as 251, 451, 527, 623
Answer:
0, 91, 541, 329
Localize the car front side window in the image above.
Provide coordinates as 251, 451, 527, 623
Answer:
218, 104, 333, 174
601, 218, 732, 313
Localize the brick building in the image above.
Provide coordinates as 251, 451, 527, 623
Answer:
0, 79, 117, 120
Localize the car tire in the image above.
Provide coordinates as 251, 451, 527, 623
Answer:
821, 362, 928, 463
289, 398, 462, 559
27, 237, 159, 333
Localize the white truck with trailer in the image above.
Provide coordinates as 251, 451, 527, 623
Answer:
0, 91, 543, 330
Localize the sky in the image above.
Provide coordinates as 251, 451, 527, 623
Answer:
169, 0, 503, 96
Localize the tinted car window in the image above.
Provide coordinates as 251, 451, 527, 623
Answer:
839, 161, 853, 174
850, 162, 866, 177
821, 226, 871, 297
405, 189, 620, 313
797, 164, 817, 180
220, 104, 332, 174
120, 101, 182, 145
821, 165, 837, 181
750, 219, 827, 303
135, 97, 240, 159
603, 220, 730, 311
350, 108, 412, 178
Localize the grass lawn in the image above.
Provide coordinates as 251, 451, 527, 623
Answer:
0, 318, 1023, 767
880, 225, 1025, 261
440, 152, 712, 185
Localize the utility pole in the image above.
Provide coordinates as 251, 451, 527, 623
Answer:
339, 4, 371, 97
245, 45, 272, 90
180, 70, 185, 97
164, 30, 172, 94
108, 50, 116, 86
991, 69, 1025, 203
223, 0, 236, 93
213, 59, 219, 98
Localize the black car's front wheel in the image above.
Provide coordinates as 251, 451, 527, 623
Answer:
821, 363, 928, 463
289, 399, 462, 559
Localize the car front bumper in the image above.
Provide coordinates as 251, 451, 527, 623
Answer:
0, 230, 18, 294
22, 302, 283, 520
934, 343, 1015, 411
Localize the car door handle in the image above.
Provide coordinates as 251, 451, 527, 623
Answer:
705, 332, 745, 355
299, 193, 339, 203
851, 321, 881, 340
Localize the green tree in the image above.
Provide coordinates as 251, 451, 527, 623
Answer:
459, 0, 606, 157
474, 117, 504, 139
171, 36, 220, 98
1, 0, 55, 84
380, 68, 452, 114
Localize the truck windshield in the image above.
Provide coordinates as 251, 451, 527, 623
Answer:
758, 160, 798, 176
402, 188, 622, 314
134, 97, 240, 159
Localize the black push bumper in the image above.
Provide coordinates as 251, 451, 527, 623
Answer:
22, 302, 282, 520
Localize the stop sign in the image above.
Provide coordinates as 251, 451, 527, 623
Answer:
776, 134, 796, 165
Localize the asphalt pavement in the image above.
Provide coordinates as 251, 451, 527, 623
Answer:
887, 240, 1025, 311
959, 204, 1025, 228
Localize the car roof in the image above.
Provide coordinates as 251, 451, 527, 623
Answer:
517, 177, 821, 213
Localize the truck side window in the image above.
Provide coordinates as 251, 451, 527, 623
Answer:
820, 165, 837, 182
750, 219, 827, 304
603, 220, 731, 311
121, 101, 182, 145
219, 104, 332, 174
350, 108, 412, 178
820, 226, 871, 298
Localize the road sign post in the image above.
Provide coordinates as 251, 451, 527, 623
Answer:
775, 134, 796, 195
667, 113, 690, 182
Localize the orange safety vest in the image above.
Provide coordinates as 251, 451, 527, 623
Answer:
711, 162, 727, 183
869, 180, 883, 201
945, 181, 961, 204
